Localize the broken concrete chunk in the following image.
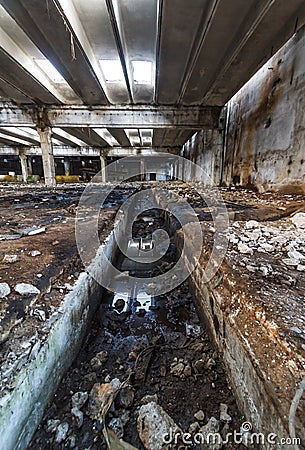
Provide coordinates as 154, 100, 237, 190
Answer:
27, 227, 46, 236
245, 220, 260, 229
118, 386, 135, 408
71, 407, 83, 428
55, 422, 69, 444
71, 391, 88, 409
137, 401, 181, 450
31, 250, 41, 257
88, 382, 117, 421
283, 258, 299, 266
0, 282, 11, 298
46, 419, 60, 433
2, 254, 18, 264
199, 417, 223, 450
220, 403, 232, 423
238, 242, 253, 254
194, 410, 205, 422
170, 362, 184, 377
14, 283, 40, 296
291, 212, 305, 228
108, 417, 124, 439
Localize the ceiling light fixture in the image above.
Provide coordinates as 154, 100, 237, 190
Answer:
99, 60, 125, 83
132, 61, 152, 85
34, 59, 66, 84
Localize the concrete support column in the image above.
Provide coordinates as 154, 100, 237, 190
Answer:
18, 149, 28, 182
140, 159, 145, 181
100, 154, 106, 182
64, 157, 70, 176
27, 156, 33, 176
37, 127, 56, 187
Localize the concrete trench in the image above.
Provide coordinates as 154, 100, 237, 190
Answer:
1, 185, 304, 450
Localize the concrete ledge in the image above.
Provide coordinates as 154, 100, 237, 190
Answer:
175, 228, 305, 449
0, 227, 119, 450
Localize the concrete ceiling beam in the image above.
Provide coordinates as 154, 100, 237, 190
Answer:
0, 104, 221, 129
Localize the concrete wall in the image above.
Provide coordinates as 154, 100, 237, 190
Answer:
223, 24, 305, 194
183, 25, 305, 193
181, 129, 224, 185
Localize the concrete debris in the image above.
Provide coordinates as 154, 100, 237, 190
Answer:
27, 226, 46, 236
237, 242, 253, 254
71, 391, 88, 409
108, 417, 124, 439
137, 401, 181, 450
291, 212, 305, 228
194, 409, 205, 421
170, 361, 185, 377
199, 417, 223, 450
14, 283, 40, 296
0, 282, 10, 298
46, 419, 60, 433
55, 422, 69, 444
88, 382, 118, 421
219, 403, 232, 422
185, 323, 201, 336
118, 386, 135, 408
189, 421, 200, 434
245, 220, 260, 229
71, 407, 83, 428
2, 254, 18, 264
30, 250, 41, 257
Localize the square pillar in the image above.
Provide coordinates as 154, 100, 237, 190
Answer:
37, 127, 56, 187
100, 153, 106, 182
18, 149, 28, 182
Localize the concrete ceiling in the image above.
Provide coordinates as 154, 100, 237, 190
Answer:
0, 0, 304, 150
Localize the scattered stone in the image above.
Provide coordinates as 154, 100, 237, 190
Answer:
245, 220, 260, 229
291, 212, 305, 228
259, 243, 274, 252
71, 407, 83, 428
193, 359, 205, 373
137, 401, 181, 450
27, 227, 46, 236
260, 266, 268, 276
14, 283, 40, 296
220, 403, 232, 423
194, 410, 205, 422
72, 391, 88, 409
189, 421, 200, 434
288, 249, 305, 261
170, 362, 184, 377
183, 364, 192, 378
185, 323, 201, 336
291, 326, 302, 334
237, 242, 253, 254
114, 298, 125, 312
140, 394, 158, 405
55, 422, 69, 444
31, 250, 41, 257
283, 258, 299, 266
297, 264, 305, 272
199, 417, 222, 450
2, 254, 18, 264
108, 417, 124, 439
0, 282, 10, 298
118, 386, 135, 408
96, 350, 108, 363
88, 383, 117, 421
46, 419, 60, 433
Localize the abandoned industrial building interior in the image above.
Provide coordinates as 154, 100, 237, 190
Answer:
1, 0, 305, 449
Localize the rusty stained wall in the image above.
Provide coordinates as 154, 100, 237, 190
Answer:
224, 24, 305, 194
181, 129, 224, 184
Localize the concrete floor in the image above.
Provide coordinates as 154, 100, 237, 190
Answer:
0, 182, 304, 449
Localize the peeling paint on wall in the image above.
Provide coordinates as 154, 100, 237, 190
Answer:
224, 25, 305, 194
